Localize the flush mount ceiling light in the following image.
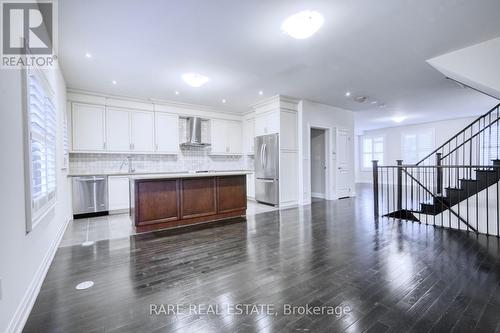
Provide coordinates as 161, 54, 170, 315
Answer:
181, 73, 210, 87
85, 52, 92, 58
345, 91, 351, 97
222, 99, 226, 103
281, 10, 324, 39
258, 90, 264, 95
392, 115, 406, 123
112, 80, 117, 85
175, 91, 180, 95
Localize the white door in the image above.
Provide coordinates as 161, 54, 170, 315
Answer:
131, 111, 155, 152
72, 103, 105, 151
106, 108, 131, 152
108, 176, 130, 212
336, 129, 352, 198
155, 113, 179, 152
228, 121, 242, 154
210, 119, 228, 153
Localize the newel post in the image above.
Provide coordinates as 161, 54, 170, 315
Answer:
396, 160, 403, 212
372, 160, 379, 217
436, 153, 442, 195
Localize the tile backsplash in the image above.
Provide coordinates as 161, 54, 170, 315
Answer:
69, 149, 254, 174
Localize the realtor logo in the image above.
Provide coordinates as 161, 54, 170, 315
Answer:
1, 0, 57, 68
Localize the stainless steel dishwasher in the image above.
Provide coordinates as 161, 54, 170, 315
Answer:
72, 176, 108, 218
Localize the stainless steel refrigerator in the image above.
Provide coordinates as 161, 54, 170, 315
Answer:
255, 133, 279, 206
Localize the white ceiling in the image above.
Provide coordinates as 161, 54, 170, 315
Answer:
59, 0, 500, 131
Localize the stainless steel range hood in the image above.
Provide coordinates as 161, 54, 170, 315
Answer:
180, 117, 211, 147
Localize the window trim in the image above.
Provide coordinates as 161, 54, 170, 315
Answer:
23, 67, 57, 233
360, 135, 384, 171
401, 129, 435, 165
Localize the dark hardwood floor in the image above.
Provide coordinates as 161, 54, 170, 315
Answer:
24, 185, 500, 332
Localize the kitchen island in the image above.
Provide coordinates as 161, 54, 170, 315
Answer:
130, 171, 249, 232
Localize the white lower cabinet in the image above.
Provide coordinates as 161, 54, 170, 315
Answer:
247, 173, 255, 199
108, 176, 130, 213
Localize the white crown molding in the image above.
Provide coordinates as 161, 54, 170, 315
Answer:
66, 88, 245, 116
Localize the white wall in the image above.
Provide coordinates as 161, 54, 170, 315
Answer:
0, 66, 69, 333
355, 116, 476, 183
298, 100, 355, 205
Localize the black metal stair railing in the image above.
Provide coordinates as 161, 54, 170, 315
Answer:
417, 103, 500, 168
372, 103, 500, 236
373, 162, 500, 236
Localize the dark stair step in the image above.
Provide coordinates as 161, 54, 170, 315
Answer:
421, 203, 440, 215
492, 159, 500, 166
445, 187, 466, 204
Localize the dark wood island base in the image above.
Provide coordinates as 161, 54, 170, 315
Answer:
130, 173, 247, 233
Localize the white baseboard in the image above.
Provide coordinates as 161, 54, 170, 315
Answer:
7, 217, 70, 333
311, 192, 325, 199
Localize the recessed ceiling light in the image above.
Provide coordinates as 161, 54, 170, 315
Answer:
222, 99, 226, 103
181, 73, 209, 87
345, 92, 351, 97
85, 52, 92, 58
112, 80, 117, 85
281, 10, 324, 39
258, 90, 263, 95
175, 91, 180, 95
392, 115, 406, 123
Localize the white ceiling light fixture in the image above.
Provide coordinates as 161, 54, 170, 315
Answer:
392, 115, 406, 123
345, 92, 351, 97
281, 10, 324, 39
112, 80, 117, 85
222, 99, 226, 103
258, 90, 263, 95
181, 73, 210, 88
175, 91, 180, 95
85, 52, 92, 58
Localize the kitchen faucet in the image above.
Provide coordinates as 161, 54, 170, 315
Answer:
119, 155, 135, 173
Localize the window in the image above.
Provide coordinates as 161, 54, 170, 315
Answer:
362, 136, 383, 169
26, 68, 57, 227
480, 125, 499, 164
402, 131, 434, 164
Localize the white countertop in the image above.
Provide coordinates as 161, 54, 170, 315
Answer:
130, 171, 253, 180
68, 170, 254, 178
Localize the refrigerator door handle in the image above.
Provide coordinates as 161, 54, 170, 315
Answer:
260, 144, 265, 168
263, 143, 267, 168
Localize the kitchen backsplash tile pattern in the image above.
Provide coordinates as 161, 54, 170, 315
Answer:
69, 150, 253, 174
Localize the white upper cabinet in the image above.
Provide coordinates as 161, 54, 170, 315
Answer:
243, 118, 255, 154
72, 103, 106, 151
210, 119, 228, 153
106, 108, 131, 152
155, 113, 179, 153
254, 111, 279, 136
210, 119, 242, 155
131, 111, 155, 152
228, 121, 242, 154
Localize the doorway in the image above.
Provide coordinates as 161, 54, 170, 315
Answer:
310, 128, 327, 200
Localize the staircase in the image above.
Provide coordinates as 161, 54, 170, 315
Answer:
373, 102, 500, 236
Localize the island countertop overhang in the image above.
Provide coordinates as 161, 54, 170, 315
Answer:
129, 170, 253, 181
